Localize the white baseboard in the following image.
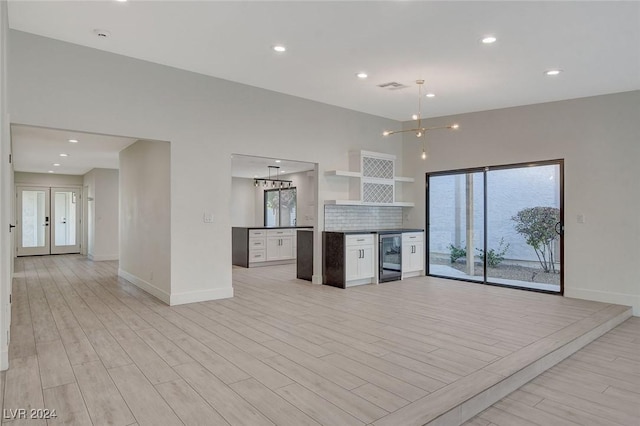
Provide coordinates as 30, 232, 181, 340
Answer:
565, 287, 639, 316
118, 268, 170, 305
170, 287, 234, 306
312, 274, 323, 285
0, 348, 7, 371
88, 253, 119, 261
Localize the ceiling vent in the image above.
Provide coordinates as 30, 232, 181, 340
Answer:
377, 82, 409, 91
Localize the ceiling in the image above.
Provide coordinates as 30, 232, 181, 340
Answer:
231, 154, 315, 179
7, 2, 639, 121
11, 125, 137, 175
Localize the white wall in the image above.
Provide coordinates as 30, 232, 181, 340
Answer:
403, 91, 640, 315
0, 0, 10, 371
231, 177, 259, 227
119, 140, 171, 303
83, 168, 119, 261
14, 171, 83, 187
8, 30, 401, 299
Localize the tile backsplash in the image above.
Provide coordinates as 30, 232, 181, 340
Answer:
324, 205, 403, 231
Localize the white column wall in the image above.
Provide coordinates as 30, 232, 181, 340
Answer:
0, 0, 11, 371
119, 140, 171, 303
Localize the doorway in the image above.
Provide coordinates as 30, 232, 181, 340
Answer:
427, 160, 563, 293
16, 185, 81, 256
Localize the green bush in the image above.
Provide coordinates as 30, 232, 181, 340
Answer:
512, 206, 560, 273
476, 238, 509, 268
448, 244, 467, 264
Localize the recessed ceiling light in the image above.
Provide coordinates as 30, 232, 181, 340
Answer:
53, 163, 60, 167
93, 29, 111, 38
273, 45, 286, 53
482, 36, 497, 44
275, 160, 281, 163
59, 153, 69, 157
356, 72, 368, 79
68, 139, 78, 143
426, 93, 436, 98
545, 69, 562, 76
48, 170, 54, 173
115, 0, 128, 2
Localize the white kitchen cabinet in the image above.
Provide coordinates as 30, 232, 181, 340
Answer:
402, 232, 424, 278
345, 234, 375, 285
266, 229, 295, 261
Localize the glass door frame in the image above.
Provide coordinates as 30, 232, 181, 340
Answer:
426, 159, 564, 295
16, 185, 51, 256
263, 186, 297, 227
16, 185, 82, 256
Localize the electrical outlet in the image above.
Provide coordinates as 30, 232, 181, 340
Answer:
203, 213, 214, 223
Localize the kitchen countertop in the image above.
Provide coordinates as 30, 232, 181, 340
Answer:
324, 229, 424, 235
233, 226, 313, 230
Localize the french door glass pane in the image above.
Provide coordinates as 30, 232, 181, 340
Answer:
428, 172, 484, 282
22, 190, 47, 248
264, 188, 297, 227
486, 165, 561, 292
280, 188, 297, 226
54, 191, 77, 247
265, 190, 280, 227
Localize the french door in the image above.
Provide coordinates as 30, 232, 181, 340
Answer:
17, 186, 81, 256
427, 160, 563, 294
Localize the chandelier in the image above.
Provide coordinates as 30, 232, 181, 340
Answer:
254, 166, 292, 188
382, 79, 459, 159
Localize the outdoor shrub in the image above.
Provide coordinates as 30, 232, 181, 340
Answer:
512, 206, 560, 273
448, 244, 466, 263
476, 238, 509, 268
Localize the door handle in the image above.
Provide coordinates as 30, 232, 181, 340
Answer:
8, 224, 15, 232
555, 221, 563, 236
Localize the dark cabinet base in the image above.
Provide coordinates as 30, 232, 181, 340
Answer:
296, 230, 313, 281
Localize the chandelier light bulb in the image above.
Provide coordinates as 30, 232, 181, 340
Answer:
382, 131, 390, 136
421, 150, 427, 160
416, 131, 423, 137
412, 114, 418, 120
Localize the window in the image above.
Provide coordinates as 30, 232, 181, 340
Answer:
264, 187, 297, 227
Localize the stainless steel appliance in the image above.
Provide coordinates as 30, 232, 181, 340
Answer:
379, 234, 402, 282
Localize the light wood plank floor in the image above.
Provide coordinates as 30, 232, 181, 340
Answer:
464, 316, 640, 426
2, 255, 633, 425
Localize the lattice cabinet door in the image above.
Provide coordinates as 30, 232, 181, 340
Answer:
360, 152, 395, 204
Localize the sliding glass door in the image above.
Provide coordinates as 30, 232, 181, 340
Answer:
264, 187, 297, 227
428, 171, 484, 282
427, 160, 563, 293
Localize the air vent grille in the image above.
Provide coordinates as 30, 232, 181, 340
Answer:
377, 82, 409, 91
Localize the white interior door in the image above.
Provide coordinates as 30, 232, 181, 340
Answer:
51, 187, 80, 254
17, 186, 81, 256
17, 186, 50, 256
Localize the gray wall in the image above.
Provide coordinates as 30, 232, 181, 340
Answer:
119, 140, 170, 302
403, 91, 640, 314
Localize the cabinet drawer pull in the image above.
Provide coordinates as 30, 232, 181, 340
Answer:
357, 238, 365, 242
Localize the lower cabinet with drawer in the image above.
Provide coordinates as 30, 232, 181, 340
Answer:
233, 227, 310, 267
323, 232, 375, 288
401, 231, 424, 278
